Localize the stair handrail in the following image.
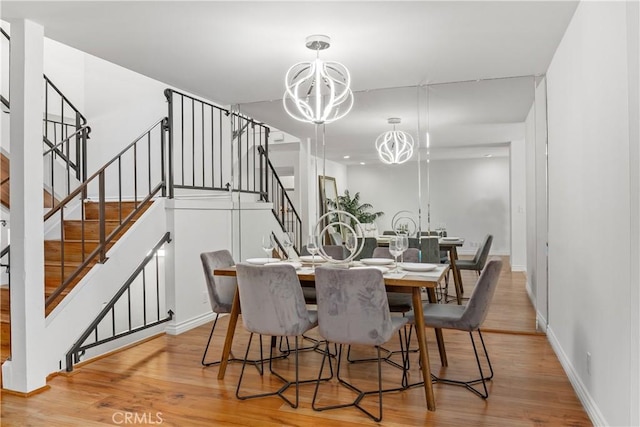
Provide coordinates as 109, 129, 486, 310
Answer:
257, 145, 302, 254
42, 125, 91, 157
43, 117, 167, 308
43, 75, 87, 126
65, 232, 173, 372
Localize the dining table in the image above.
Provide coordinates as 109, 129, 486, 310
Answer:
213, 260, 450, 411
376, 235, 466, 305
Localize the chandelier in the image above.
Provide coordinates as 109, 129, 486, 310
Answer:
283, 35, 353, 125
375, 118, 415, 164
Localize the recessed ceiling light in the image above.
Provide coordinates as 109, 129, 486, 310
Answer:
343, 155, 350, 159
360, 162, 366, 165
484, 154, 492, 158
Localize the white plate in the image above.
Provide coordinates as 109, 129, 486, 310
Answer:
361, 258, 395, 266
351, 266, 390, 274
441, 237, 460, 241
400, 263, 438, 272
265, 261, 303, 270
299, 255, 328, 263
245, 258, 281, 265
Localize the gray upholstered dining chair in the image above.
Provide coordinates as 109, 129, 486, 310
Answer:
312, 266, 409, 422
408, 236, 441, 263
200, 250, 238, 367
457, 234, 493, 285
354, 237, 377, 260
351, 246, 418, 367
234, 263, 321, 408
409, 237, 449, 301
300, 244, 347, 305
406, 258, 503, 398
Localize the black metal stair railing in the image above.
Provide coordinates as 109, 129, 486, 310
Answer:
43, 75, 90, 203
2, 28, 90, 207
164, 89, 269, 197
43, 118, 167, 309
258, 145, 302, 254
65, 232, 173, 372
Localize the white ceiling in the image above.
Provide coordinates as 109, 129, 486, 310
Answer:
2, 1, 577, 162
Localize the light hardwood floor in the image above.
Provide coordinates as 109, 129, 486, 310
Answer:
0, 257, 591, 426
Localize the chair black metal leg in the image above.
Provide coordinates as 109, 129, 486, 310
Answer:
414, 329, 493, 398
404, 329, 493, 398
237, 334, 331, 407
201, 314, 221, 366
202, 316, 285, 373
313, 342, 403, 422
346, 328, 408, 372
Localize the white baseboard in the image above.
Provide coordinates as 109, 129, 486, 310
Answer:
525, 281, 535, 306
511, 264, 526, 272
165, 311, 220, 335
535, 311, 547, 333
546, 326, 607, 426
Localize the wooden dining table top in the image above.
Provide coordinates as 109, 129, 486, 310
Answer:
214, 262, 449, 288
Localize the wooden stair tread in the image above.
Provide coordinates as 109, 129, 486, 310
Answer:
3, 198, 155, 350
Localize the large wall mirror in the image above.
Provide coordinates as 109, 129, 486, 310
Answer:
239, 75, 544, 334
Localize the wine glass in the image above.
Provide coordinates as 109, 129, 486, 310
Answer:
282, 232, 294, 260
307, 235, 320, 270
389, 236, 402, 273
398, 235, 409, 265
344, 232, 358, 266
261, 235, 274, 262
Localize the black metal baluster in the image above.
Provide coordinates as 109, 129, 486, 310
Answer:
201, 102, 205, 187
148, 131, 152, 195
211, 107, 214, 188
127, 287, 132, 331
142, 268, 147, 326
219, 110, 223, 189
192, 98, 195, 186
181, 95, 185, 185
156, 252, 160, 321
134, 142, 138, 206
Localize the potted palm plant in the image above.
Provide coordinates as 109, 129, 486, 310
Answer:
328, 190, 384, 229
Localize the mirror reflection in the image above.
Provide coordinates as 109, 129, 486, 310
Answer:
239, 75, 534, 272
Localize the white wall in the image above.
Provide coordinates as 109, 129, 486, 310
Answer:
43, 38, 85, 113
546, 2, 638, 426
164, 196, 280, 335
164, 197, 234, 334
347, 157, 511, 256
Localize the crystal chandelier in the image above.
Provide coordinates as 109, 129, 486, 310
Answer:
283, 35, 353, 125
375, 118, 415, 164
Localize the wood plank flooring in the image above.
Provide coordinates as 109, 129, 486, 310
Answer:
0, 257, 591, 426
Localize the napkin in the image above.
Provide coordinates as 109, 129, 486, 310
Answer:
384, 271, 407, 279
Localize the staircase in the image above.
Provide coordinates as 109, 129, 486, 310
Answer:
0, 200, 151, 363
1, 152, 60, 209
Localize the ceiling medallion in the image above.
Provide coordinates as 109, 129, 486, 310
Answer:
283, 35, 354, 125
375, 118, 414, 164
